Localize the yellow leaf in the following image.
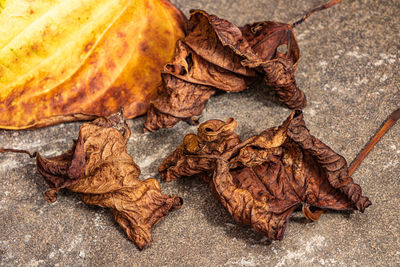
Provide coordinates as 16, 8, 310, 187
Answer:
0, 0, 186, 129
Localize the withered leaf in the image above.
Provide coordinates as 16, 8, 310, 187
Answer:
144, 9, 307, 131
159, 117, 241, 182
0, 0, 186, 129
36, 110, 182, 250
159, 110, 371, 240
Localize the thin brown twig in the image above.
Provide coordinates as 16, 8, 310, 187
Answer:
292, 0, 343, 28
0, 148, 36, 158
348, 108, 400, 176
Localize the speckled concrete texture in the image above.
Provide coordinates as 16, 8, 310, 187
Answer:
1, 0, 399, 266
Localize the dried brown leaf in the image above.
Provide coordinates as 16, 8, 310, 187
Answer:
159, 110, 371, 240
144, 10, 307, 131
159, 118, 241, 182
36, 110, 182, 249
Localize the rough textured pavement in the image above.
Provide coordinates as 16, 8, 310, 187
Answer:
1, 0, 399, 266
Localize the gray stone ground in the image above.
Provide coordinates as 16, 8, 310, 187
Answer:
1, 0, 399, 266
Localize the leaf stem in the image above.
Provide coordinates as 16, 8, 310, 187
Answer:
0, 148, 37, 158
292, 0, 343, 28
348, 108, 400, 176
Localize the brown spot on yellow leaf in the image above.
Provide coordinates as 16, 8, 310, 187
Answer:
89, 73, 103, 93
84, 41, 94, 52
31, 43, 39, 52
106, 60, 116, 70
21, 101, 35, 114
140, 42, 149, 52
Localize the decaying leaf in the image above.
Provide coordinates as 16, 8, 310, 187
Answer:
143, 9, 302, 131
35, 110, 182, 249
160, 117, 241, 182
144, 1, 343, 131
159, 110, 371, 240
0, 0, 186, 129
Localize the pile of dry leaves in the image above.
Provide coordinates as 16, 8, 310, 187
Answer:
1, 0, 398, 251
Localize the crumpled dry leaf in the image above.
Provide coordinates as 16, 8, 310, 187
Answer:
159, 117, 241, 182
144, 9, 306, 131
0, 0, 186, 129
36, 110, 182, 249
159, 110, 371, 240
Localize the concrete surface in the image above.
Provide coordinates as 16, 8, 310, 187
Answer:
1, 0, 399, 266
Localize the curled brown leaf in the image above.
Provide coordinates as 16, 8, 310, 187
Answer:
144, 9, 309, 131
159, 117, 241, 182
36, 110, 182, 250
160, 110, 371, 240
